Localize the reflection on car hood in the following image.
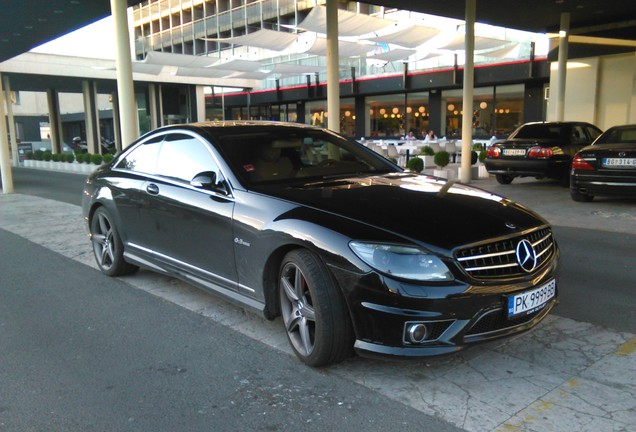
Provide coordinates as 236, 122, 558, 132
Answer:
580, 143, 636, 153
259, 173, 548, 251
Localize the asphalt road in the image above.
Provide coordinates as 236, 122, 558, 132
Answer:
0, 224, 460, 431
1, 167, 635, 431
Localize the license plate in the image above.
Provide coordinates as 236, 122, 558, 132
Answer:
503, 149, 526, 156
602, 158, 636, 167
507, 279, 556, 319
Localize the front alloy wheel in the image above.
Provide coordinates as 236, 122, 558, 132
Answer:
279, 250, 353, 367
90, 207, 138, 277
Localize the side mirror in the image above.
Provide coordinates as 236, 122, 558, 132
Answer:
190, 171, 228, 195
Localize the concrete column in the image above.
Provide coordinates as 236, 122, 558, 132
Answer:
326, 0, 340, 133
555, 12, 570, 121
460, 0, 476, 184
82, 80, 100, 154
196, 85, 206, 122
46, 89, 63, 154
148, 84, 159, 130
3, 75, 19, 166
111, 0, 139, 148
111, 91, 122, 152
0, 73, 14, 194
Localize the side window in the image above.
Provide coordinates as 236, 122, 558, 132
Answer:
155, 133, 221, 183
586, 126, 602, 142
570, 125, 587, 144
115, 135, 162, 174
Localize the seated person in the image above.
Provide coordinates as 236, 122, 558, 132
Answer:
252, 142, 294, 181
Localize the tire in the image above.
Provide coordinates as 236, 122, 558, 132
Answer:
90, 207, 139, 277
570, 190, 594, 202
278, 249, 353, 367
495, 174, 514, 184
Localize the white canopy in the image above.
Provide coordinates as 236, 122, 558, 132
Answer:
203, 29, 298, 51
367, 25, 440, 49
294, 6, 396, 37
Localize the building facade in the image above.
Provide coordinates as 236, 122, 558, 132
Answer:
131, 0, 551, 140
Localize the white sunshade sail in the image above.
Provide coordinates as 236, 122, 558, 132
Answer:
441, 34, 508, 51
203, 29, 298, 51
367, 25, 441, 49
175, 67, 236, 78
295, 5, 396, 37
206, 59, 264, 72
479, 43, 521, 58
306, 37, 374, 57
367, 48, 417, 62
142, 51, 218, 67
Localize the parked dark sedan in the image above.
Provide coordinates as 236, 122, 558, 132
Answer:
485, 121, 602, 185
570, 124, 636, 201
82, 121, 559, 366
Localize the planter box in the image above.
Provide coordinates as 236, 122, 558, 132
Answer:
419, 155, 435, 168
434, 168, 457, 180
478, 165, 490, 179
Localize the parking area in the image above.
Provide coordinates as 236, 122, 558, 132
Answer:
0, 173, 634, 432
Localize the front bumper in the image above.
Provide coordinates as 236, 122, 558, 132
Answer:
330, 253, 560, 360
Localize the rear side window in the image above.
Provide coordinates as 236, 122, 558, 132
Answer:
154, 133, 220, 183
115, 135, 162, 174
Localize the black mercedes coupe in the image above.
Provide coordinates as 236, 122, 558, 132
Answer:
82, 121, 560, 366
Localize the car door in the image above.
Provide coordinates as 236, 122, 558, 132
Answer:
139, 132, 238, 291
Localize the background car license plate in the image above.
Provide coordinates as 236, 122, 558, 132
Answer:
503, 149, 526, 156
603, 158, 636, 167
507, 279, 556, 319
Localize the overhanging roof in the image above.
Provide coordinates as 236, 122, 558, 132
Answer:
1, 1, 635, 73
0, 0, 140, 64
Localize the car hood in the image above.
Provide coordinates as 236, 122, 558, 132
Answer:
257, 173, 548, 251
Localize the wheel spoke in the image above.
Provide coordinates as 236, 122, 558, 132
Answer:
298, 317, 313, 354
98, 213, 110, 234
301, 303, 316, 322
281, 273, 299, 302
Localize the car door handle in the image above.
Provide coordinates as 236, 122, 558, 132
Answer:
146, 183, 159, 195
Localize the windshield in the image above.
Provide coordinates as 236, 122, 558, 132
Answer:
510, 124, 566, 140
213, 127, 397, 185
595, 126, 636, 144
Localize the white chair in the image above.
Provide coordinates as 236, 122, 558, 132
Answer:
386, 145, 399, 158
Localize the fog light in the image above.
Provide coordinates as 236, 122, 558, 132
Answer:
406, 323, 428, 344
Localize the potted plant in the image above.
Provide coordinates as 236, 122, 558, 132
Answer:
419, 146, 435, 168
407, 156, 424, 173
91, 153, 104, 165
433, 150, 454, 179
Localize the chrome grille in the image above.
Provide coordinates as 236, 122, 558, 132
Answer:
455, 228, 555, 279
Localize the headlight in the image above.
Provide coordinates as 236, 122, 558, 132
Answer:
349, 241, 453, 282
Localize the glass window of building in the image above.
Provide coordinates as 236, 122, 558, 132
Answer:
442, 85, 524, 140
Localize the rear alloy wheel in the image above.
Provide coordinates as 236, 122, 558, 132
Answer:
495, 174, 514, 184
279, 250, 353, 367
90, 207, 139, 277
571, 190, 594, 202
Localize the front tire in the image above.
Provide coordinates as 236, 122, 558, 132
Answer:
495, 174, 514, 184
90, 207, 139, 277
279, 249, 353, 367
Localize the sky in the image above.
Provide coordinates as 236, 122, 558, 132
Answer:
31, 16, 117, 60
